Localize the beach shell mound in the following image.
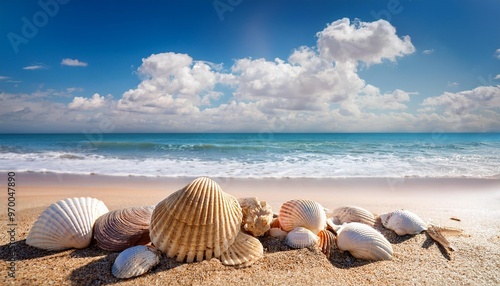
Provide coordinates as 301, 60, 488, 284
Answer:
26, 197, 109, 251
238, 197, 274, 237
94, 205, 154, 252
285, 227, 319, 249
279, 199, 327, 235
330, 205, 376, 226
380, 209, 428, 236
149, 177, 263, 267
112, 245, 160, 279
336, 222, 393, 261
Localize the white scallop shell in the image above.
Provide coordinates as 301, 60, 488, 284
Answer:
94, 206, 154, 252
380, 209, 427, 236
149, 177, 243, 263
336, 222, 393, 261
112, 245, 160, 279
238, 197, 274, 237
26, 197, 109, 251
330, 205, 375, 226
279, 199, 327, 235
285, 227, 319, 249
220, 231, 264, 268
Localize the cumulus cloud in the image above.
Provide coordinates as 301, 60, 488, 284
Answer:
61, 58, 88, 67
421, 85, 500, 115
68, 93, 107, 110
316, 18, 415, 65
357, 85, 413, 110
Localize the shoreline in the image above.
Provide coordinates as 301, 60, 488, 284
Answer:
1, 172, 499, 285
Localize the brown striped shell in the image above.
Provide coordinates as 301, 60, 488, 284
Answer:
318, 229, 336, 258
278, 199, 327, 235
220, 231, 264, 268
150, 177, 258, 266
93, 206, 154, 252
26, 197, 109, 251
336, 222, 393, 261
330, 205, 376, 226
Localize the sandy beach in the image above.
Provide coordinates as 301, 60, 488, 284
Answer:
1, 172, 499, 285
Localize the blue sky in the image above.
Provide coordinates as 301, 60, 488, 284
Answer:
0, 0, 499, 133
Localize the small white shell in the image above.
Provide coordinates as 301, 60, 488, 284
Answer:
285, 227, 319, 249
331, 205, 375, 226
112, 245, 160, 279
336, 222, 393, 261
220, 231, 264, 268
238, 197, 274, 237
26, 197, 109, 251
380, 209, 427, 236
279, 199, 327, 235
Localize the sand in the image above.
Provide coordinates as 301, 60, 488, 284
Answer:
1, 172, 499, 285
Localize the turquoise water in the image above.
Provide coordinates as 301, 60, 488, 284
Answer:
0, 133, 499, 178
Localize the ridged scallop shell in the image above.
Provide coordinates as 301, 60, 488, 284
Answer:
149, 177, 243, 263
220, 231, 264, 268
94, 206, 154, 252
330, 206, 375, 226
112, 245, 160, 279
336, 222, 393, 261
285, 227, 319, 249
380, 209, 427, 236
279, 199, 327, 234
26, 197, 109, 251
318, 229, 336, 258
238, 197, 274, 237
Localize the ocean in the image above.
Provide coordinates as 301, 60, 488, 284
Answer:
0, 133, 499, 179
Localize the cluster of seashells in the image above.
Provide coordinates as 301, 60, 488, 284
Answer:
25, 176, 461, 279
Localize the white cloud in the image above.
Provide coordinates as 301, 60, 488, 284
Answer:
0, 76, 11, 80
423, 49, 434, 55
68, 93, 107, 110
495, 48, 500, 60
316, 18, 415, 65
357, 85, 413, 110
495, 74, 500, 80
23, 65, 47, 70
421, 85, 500, 115
447, 81, 459, 87
61, 58, 88, 67
66, 87, 84, 93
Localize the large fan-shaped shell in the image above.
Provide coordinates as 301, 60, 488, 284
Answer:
285, 227, 319, 249
336, 222, 393, 261
112, 245, 160, 279
149, 177, 243, 263
380, 209, 427, 236
94, 206, 154, 252
279, 199, 327, 234
26, 197, 109, 251
331, 206, 375, 226
238, 197, 274, 237
220, 231, 264, 268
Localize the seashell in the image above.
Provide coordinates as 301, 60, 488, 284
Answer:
279, 199, 327, 235
336, 222, 393, 261
112, 245, 160, 279
94, 206, 154, 252
149, 177, 244, 263
330, 205, 375, 226
269, 227, 288, 239
318, 229, 336, 258
380, 209, 427, 236
238, 197, 274, 237
26, 197, 109, 251
220, 231, 264, 268
285, 227, 319, 249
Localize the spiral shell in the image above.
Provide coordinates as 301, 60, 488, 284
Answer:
220, 231, 264, 268
336, 222, 393, 261
238, 197, 274, 237
149, 177, 248, 265
285, 227, 319, 249
330, 205, 375, 226
279, 199, 327, 235
380, 209, 427, 236
26, 197, 109, 251
94, 206, 154, 252
112, 245, 160, 279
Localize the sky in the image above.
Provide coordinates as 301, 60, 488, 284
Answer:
0, 0, 499, 133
